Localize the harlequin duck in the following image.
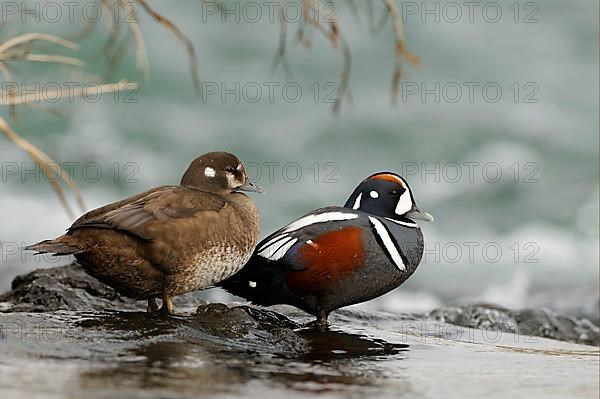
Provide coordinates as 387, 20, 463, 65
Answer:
26, 152, 263, 315
219, 172, 433, 328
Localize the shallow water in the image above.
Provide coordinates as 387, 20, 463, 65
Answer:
1, 307, 598, 399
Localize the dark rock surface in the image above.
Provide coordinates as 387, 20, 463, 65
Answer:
1, 264, 598, 346
429, 304, 600, 346
0, 263, 138, 312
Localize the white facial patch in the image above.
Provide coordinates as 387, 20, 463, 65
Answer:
352, 193, 363, 210
236, 164, 243, 171
369, 190, 379, 199
395, 190, 413, 216
368, 216, 406, 271
204, 166, 216, 178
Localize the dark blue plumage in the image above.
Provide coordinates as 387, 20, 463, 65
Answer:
219, 172, 433, 327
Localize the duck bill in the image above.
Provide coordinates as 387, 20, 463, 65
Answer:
405, 207, 434, 222
237, 180, 265, 193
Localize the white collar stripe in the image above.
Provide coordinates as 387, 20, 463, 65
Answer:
368, 216, 406, 271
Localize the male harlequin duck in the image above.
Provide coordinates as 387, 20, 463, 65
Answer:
27, 152, 263, 315
219, 172, 433, 328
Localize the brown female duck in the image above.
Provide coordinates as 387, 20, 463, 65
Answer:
27, 152, 263, 315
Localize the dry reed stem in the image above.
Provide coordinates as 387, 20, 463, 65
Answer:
271, 0, 293, 76
136, 0, 201, 95
0, 17, 141, 217
0, 54, 85, 67
284, 0, 417, 112
302, 0, 351, 116
1, 77, 138, 217
0, 81, 139, 106
383, 0, 419, 104
0, 116, 81, 219
121, 0, 150, 80
0, 62, 16, 118
99, 0, 121, 58
0, 33, 78, 54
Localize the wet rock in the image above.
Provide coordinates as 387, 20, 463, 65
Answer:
430, 304, 600, 346
0, 263, 139, 312
185, 303, 308, 354
515, 309, 600, 347
1, 264, 598, 347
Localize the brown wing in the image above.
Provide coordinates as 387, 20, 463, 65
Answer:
71, 185, 172, 226
68, 186, 226, 240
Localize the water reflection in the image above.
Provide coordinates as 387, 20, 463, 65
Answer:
74, 310, 409, 396
296, 327, 409, 361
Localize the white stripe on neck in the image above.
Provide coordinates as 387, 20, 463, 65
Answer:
369, 216, 406, 271
352, 193, 363, 210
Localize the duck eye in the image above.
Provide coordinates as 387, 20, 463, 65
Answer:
390, 189, 399, 196
225, 166, 235, 173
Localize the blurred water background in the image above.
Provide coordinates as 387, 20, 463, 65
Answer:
0, 0, 598, 320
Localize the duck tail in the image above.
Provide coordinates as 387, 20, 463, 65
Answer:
25, 237, 83, 256
218, 257, 286, 307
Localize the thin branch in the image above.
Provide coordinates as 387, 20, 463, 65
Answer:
303, 0, 351, 116
0, 116, 79, 218
303, 0, 336, 46
66, 17, 97, 43
0, 33, 78, 54
0, 62, 13, 82
372, 2, 390, 34
0, 54, 85, 67
121, 0, 150, 81
104, 34, 132, 81
98, 0, 122, 59
136, 0, 202, 95
383, 0, 419, 104
346, 0, 361, 25
271, 0, 293, 76
332, 31, 351, 117
367, 0, 374, 32
0, 81, 139, 106
0, 62, 16, 119
0, 26, 140, 217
